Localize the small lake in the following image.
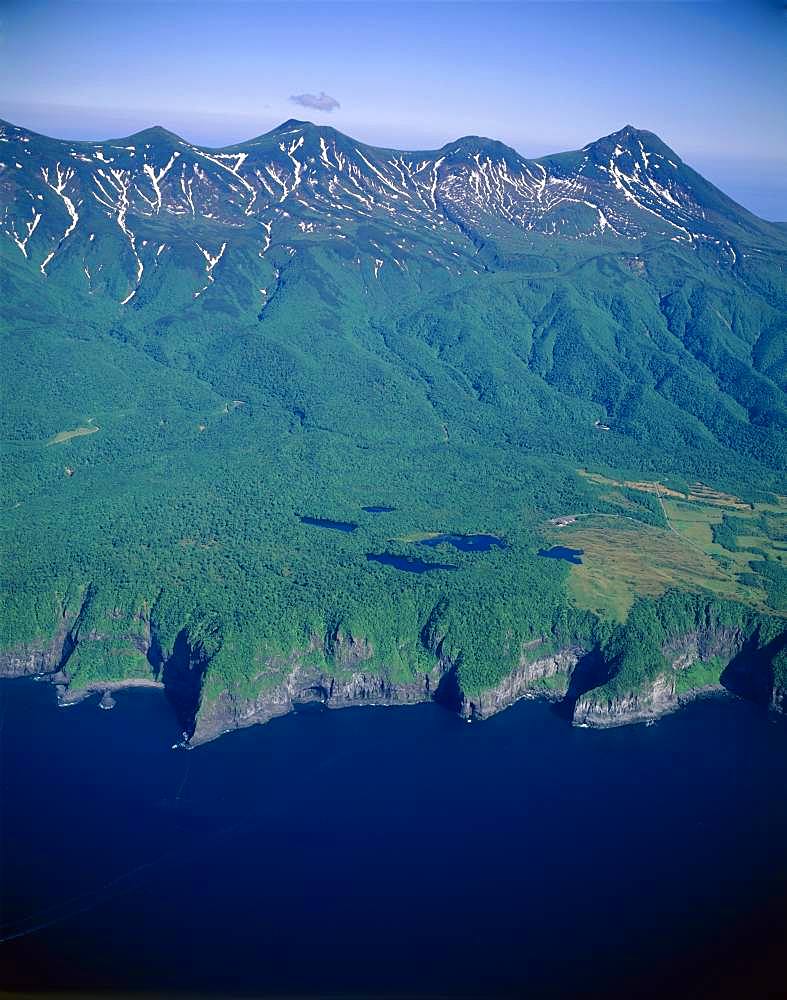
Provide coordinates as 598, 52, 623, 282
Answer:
418, 533, 506, 553
538, 545, 584, 564
366, 553, 458, 573
299, 515, 357, 532
362, 505, 396, 514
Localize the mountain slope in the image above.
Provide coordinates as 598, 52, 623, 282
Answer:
1, 118, 785, 739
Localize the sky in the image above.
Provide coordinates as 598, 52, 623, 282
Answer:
1, 0, 786, 218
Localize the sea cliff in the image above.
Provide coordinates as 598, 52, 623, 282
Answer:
2, 614, 784, 746
457, 645, 584, 720
573, 627, 746, 727
0, 612, 73, 678
190, 637, 587, 744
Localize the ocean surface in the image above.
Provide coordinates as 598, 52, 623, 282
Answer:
2, 677, 787, 998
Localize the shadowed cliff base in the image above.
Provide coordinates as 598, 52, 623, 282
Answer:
721, 629, 785, 707
158, 629, 210, 740
554, 647, 611, 721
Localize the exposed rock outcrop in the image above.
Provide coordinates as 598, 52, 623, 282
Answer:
458, 646, 584, 721
191, 637, 446, 746
0, 599, 165, 712
0, 613, 73, 678
3, 612, 782, 747
572, 627, 743, 728
768, 646, 787, 715
57, 677, 165, 708
190, 634, 586, 745
573, 672, 698, 728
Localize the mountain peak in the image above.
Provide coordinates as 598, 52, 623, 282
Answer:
587, 125, 681, 163
271, 119, 315, 133
120, 124, 184, 145
235, 118, 353, 152
443, 134, 521, 158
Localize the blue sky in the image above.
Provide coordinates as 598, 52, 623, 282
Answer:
2, 0, 785, 218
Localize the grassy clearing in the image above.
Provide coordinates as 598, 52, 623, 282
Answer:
663, 498, 786, 568
579, 469, 686, 500
578, 469, 752, 509
47, 424, 99, 446
558, 472, 787, 622
548, 515, 756, 622
394, 530, 444, 543
662, 500, 723, 548
686, 483, 750, 509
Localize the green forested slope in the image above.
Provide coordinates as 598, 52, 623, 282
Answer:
1, 119, 785, 732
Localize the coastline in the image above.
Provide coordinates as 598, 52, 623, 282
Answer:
57, 677, 166, 708
2, 618, 783, 746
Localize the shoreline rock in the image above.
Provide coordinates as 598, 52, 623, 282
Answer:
573, 676, 728, 729
0, 615, 73, 679
189, 640, 586, 745
57, 678, 166, 708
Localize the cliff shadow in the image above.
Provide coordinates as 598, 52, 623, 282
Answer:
554, 647, 610, 721
721, 631, 783, 707
433, 662, 463, 713
146, 627, 165, 682
158, 629, 208, 740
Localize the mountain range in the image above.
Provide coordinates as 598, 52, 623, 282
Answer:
1, 118, 785, 742
2, 118, 782, 297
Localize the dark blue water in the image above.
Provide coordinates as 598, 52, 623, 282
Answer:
418, 533, 507, 552
366, 552, 458, 572
2, 679, 787, 998
299, 515, 357, 532
539, 545, 585, 564
361, 505, 396, 513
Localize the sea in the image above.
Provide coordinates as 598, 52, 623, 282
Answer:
1, 676, 786, 998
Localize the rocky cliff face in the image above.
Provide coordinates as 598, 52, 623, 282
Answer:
458, 646, 584, 721
0, 600, 160, 705
769, 646, 787, 716
573, 672, 689, 728
191, 636, 446, 745
0, 612, 74, 678
190, 636, 588, 744
572, 628, 743, 728
3, 613, 781, 744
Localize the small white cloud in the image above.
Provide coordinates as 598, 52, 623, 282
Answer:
289, 91, 340, 113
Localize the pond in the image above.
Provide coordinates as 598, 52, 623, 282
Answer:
538, 545, 584, 565
418, 533, 506, 553
361, 506, 396, 514
299, 516, 358, 532
366, 553, 458, 573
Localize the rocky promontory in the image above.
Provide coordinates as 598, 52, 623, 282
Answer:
572, 627, 746, 727
457, 645, 584, 721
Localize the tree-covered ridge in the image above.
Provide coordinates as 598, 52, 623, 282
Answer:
1, 118, 785, 733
